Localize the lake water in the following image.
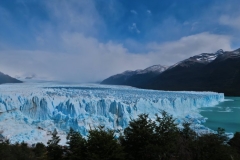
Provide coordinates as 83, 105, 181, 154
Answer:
200, 97, 240, 133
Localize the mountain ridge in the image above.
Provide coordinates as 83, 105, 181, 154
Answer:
101, 65, 168, 87
0, 71, 22, 84
101, 48, 240, 96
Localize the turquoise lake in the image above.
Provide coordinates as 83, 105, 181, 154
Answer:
200, 97, 240, 133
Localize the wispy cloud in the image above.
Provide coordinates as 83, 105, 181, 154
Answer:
147, 10, 151, 15
129, 23, 140, 34
0, 29, 150, 82
219, 15, 240, 29
130, 10, 137, 15
146, 32, 232, 65
0, 0, 237, 82
43, 0, 104, 37
0, 31, 232, 82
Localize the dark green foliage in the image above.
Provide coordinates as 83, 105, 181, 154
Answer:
0, 140, 12, 160
121, 112, 240, 160
121, 111, 179, 160
193, 132, 235, 160
180, 127, 240, 160
66, 127, 87, 160
177, 122, 197, 160
121, 114, 156, 160
86, 126, 125, 160
15, 142, 35, 160
228, 132, 240, 154
181, 122, 197, 140
154, 111, 179, 159
33, 142, 47, 160
0, 141, 35, 160
47, 129, 63, 160
0, 113, 240, 160
216, 127, 229, 142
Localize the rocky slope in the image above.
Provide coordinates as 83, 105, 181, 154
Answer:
102, 48, 240, 96
101, 65, 168, 87
141, 49, 240, 96
0, 72, 22, 84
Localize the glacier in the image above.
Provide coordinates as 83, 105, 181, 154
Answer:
0, 83, 224, 144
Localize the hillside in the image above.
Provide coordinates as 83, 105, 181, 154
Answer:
141, 49, 240, 96
102, 48, 240, 96
101, 65, 168, 87
0, 72, 22, 84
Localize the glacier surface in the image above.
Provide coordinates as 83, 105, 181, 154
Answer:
0, 83, 224, 144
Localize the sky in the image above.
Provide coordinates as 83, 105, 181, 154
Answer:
0, 0, 240, 82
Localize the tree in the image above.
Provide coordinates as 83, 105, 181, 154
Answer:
154, 111, 179, 159
193, 128, 237, 160
121, 112, 179, 160
228, 132, 240, 154
120, 114, 156, 160
15, 142, 36, 160
216, 127, 228, 143
0, 141, 36, 160
33, 142, 47, 160
86, 126, 125, 160
0, 140, 16, 160
177, 122, 197, 160
47, 129, 63, 160
66, 127, 87, 160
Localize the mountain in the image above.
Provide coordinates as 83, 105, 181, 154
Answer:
101, 65, 168, 87
0, 72, 22, 84
141, 48, 240, 96
101, 48, 240, 96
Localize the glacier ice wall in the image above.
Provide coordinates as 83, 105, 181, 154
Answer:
0, 83, 224, 144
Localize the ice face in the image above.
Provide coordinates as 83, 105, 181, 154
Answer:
0, 83, 224, 144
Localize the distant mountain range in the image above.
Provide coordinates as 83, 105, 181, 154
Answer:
101, 48, 240, 96
101, 65, 168, 87
0, 72, 22, 84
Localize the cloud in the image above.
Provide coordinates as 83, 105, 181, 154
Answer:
0, 32, 232, 82
147, 10, 151, 15
219, 15, 240, 29
0, 33, 152, 82
190, 22, 199, 31
130, 10, 137, 15
129, 23, 140, 34
0, 1, 234, 83
146, 32, 232, 65
42, 0, 105, 37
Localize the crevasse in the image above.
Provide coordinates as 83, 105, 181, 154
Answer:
0, 83, 224, 144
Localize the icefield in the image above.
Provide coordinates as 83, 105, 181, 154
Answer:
0, 83, 224, 144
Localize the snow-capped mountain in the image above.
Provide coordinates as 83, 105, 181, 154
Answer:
169, 49, 224, 69
101, 65, 168, 87
137, 65, 168, 74
215, 48, 240, 61
102, 48, 240, 96
142, 48, 240, 96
